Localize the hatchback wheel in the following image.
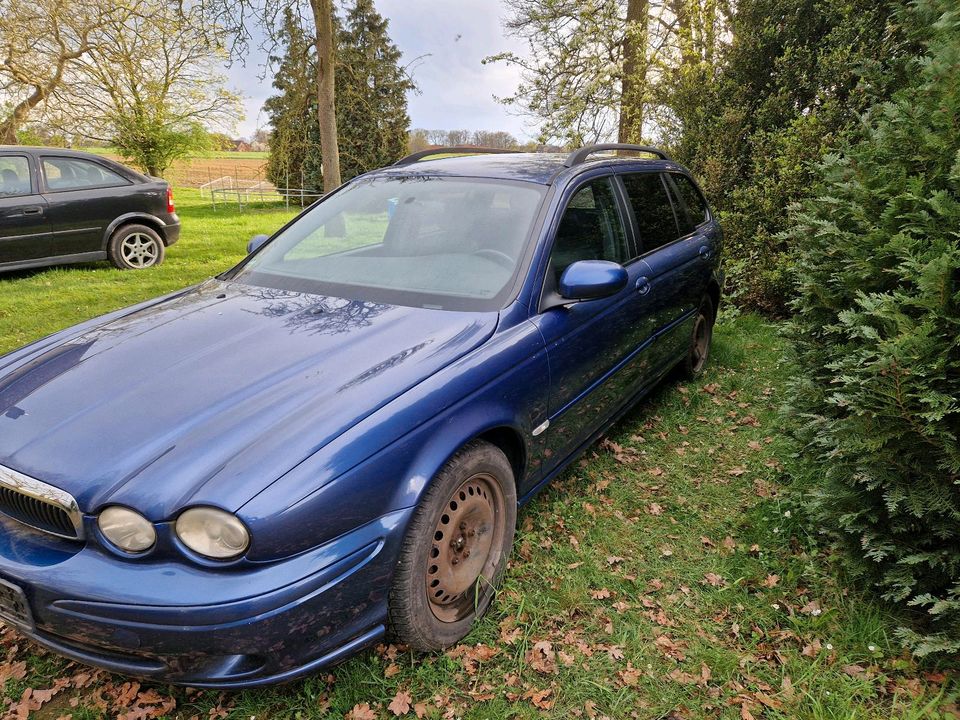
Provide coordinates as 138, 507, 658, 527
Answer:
683, 295, 715, 378
389, 440, 517, 651
108, 224, 165, 270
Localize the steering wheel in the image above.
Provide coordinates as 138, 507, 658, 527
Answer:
473, 248, 514, 268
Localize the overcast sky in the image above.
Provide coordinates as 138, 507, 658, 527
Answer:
225, 0, 537, 141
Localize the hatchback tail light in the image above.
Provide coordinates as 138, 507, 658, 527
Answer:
166, 186, 175, 214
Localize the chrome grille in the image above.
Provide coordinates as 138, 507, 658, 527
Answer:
0, 465, 83, 540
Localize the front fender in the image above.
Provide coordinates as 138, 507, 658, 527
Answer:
239, 319, 549, 561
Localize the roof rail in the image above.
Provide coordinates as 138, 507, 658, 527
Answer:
393, 146, 518, 166
564, 143, 671, 167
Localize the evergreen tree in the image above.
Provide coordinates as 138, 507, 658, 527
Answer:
336, 0, 413, 180
264, 0, 412, 192
664, 0, 920, 313
264, 10, 321, 192
784, 0, 960, 655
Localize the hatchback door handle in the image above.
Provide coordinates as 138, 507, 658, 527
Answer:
635, 276, 651, 295
21, 206, 43, 216
698, 245, 712, 260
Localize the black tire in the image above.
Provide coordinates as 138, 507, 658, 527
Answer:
389, 440, 517, 651
682, 295, 715, 379
108, 224, 165, 270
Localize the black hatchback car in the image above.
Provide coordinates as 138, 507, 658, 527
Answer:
0, 147, 180, 272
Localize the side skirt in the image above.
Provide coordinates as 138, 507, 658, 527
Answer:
0, 252, 107, 274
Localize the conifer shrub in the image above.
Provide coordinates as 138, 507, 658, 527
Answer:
784, 0, 960, 655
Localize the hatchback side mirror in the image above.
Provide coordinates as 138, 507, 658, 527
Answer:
558, 260, 629, 301
247, 234, 270, 254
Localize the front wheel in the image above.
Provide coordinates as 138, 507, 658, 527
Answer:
682, 295, 715, 378
389, 440, 517, 651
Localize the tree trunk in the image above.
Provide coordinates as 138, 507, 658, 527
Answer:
619, 0, 647, 144
0, 86, 48, 144
311, 0, 341, 192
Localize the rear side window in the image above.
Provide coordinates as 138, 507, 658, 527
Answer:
620, 173, 679, 253
42, 157, 129, 191
0, 156, 31, 197
670, 174, 709, 234
550, 178, 629, 281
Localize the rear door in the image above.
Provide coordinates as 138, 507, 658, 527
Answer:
0, 154, 52, 264
619, 171, 712, 370
39, 155, 136, 256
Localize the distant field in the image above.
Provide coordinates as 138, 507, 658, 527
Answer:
74, 147, 270, 187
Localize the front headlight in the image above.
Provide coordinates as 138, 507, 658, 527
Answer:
98, 506, 156, 552
175, 507, 249, 559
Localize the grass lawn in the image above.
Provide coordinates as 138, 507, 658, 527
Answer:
0, 191, 957, 718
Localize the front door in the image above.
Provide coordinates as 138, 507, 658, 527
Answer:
532, 176, 654, 477
0, 155, 51, 265
40, 155, 134, 256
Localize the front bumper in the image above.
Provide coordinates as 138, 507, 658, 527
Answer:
0, 507, 412, 687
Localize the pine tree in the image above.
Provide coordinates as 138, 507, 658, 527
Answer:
784, 0, 960, 655
264, 0, 412, 192
336, 0, 413, 180
264, 10, 320, 193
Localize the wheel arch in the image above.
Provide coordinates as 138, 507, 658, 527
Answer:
103, 213, 168, 250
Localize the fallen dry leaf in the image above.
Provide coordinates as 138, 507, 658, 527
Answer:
347, 702, 378, 720
388, 690, 412, 716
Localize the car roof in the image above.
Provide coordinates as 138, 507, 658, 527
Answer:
0, 146, 109, 159
0, 146, 150, 180
373, 151, 683, 185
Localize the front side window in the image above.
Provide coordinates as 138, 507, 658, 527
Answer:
621, 173, 679, 253
0, 157, 31, 197
549, 178, 629, 282
229, 176, 546, 311
42, 157, 129, 191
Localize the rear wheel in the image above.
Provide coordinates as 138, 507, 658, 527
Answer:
108, 224, 165, 270
682, 295, 714, 378
389, 440, 517, 651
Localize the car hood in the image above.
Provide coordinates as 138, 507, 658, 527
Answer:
0, 280, 497, 518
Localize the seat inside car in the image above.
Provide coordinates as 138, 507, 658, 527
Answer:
0, 168, 28, 196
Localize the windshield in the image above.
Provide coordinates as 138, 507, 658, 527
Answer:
229, 175, 546, 311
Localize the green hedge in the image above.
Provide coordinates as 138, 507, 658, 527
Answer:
784, 0, 960, 655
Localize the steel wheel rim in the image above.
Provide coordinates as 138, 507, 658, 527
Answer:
120, 233, 158, 268
691, 312, 710, 372
426, 473, 506, 623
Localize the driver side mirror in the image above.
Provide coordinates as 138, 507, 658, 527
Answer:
558, 260, 629, 301
247, 234, 270, 254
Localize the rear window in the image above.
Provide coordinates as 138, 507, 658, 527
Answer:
620, 173, 679, 253
670, 174, 709, 234
42, 157, 129, 191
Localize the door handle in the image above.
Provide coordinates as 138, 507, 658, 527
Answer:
698, 245, 712, 260
635, 276, 651, 295
21, 206, 43, 216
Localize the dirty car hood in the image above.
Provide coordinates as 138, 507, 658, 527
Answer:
0, 280, 497, 518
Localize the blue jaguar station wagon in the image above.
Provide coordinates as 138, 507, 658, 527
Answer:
0, 144, 722, 687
